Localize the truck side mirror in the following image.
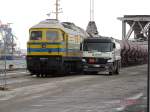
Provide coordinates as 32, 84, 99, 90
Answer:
113, 43, 116, 48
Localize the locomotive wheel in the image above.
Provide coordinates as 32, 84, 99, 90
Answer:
91, 71, 98, 75
29, 70, 36, 75
40, 74, 44, 77
83, 71, 97, 75
83, 71, 90, 75
36, 74, 40, 77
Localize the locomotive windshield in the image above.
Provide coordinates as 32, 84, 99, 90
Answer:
30, 31, 42, 40
30, 30, 64, 41
83, 42, 113, 52
46, 31, 63, 42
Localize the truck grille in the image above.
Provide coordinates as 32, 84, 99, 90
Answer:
84, 58, 108, 64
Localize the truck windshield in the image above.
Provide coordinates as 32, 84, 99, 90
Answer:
83, 42, 113, 52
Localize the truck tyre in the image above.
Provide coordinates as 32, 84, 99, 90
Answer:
109, 71, 113, 75
115, 62, 120, 75
115, 66, 119, 74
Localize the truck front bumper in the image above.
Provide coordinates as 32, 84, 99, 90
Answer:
83, 63, 113, 72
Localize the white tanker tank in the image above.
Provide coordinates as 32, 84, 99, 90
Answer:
82, 37, 121, 75
118, 40, 148, 66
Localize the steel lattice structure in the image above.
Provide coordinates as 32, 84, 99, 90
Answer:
118, 15, 150, 41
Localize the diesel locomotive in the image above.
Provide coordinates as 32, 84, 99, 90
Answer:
26, 19, 88, 76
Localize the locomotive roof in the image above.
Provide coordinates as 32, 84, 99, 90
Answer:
31, 19, 65, 29
30, 19, 89, 38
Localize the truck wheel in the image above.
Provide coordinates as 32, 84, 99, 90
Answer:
109, 71, 113, 75
115, 64, 120, 75
115, 67, 119, 74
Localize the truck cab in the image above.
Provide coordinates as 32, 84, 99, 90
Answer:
82, 37, 121, 75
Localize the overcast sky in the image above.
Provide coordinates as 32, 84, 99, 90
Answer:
0, 0, 150, 49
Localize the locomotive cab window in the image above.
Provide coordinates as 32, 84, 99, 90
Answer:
30, 31, 42, 40
46, 31, 63, 41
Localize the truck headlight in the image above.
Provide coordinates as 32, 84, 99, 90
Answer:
84, 66, 88, 68
107, 59, 113, 63
82, 59, 86, 62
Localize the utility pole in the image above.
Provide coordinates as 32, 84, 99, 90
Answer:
148, 28, 150, 112
56, 0, 59, 20
51, 0, 62, 20
7, 23, 13, 58
90, 0, 94, 21
3, 29, 7, 90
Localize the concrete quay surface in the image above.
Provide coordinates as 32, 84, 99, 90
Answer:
0, 64, 148, 112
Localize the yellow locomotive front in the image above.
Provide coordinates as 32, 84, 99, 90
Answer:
28, 28, 66, 56
26, 20, 87, 76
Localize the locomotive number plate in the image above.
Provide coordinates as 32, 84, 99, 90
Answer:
40, 58, 48, 60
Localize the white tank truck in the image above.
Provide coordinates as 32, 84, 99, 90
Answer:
81, 36, 121, 75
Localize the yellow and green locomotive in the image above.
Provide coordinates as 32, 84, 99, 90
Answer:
26, 19, 88, 76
